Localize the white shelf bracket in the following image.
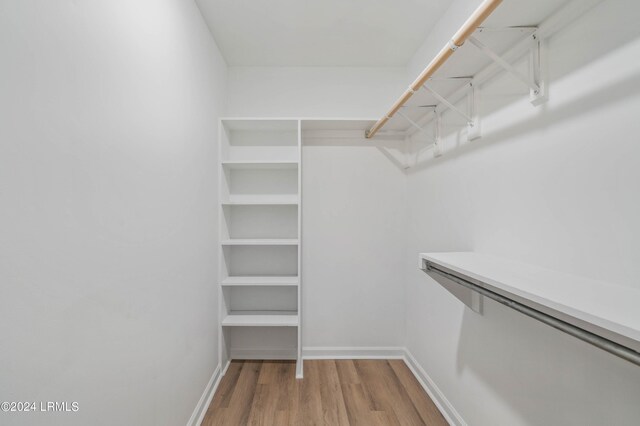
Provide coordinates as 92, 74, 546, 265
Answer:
397, 110, 435, 143
433, 110, 442, 158
468, 35, 546, 105
423, 84, 473, 124
467, 82, 481, 141
529, 34, 548, 106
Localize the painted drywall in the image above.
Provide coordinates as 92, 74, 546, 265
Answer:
404, 0, 640, 424
0, 1, 226, 425
226, 66, 406, 118
226, 66, 409, 351
195, 0, 453, 67
302, 137, 407, 350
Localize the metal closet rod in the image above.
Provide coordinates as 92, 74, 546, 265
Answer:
366, 0, 503, 139
422, 262, 640, 367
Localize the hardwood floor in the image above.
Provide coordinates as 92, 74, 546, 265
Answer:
202, 359, 448, 426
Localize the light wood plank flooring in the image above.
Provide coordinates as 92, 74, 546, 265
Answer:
202, 359, 448, 426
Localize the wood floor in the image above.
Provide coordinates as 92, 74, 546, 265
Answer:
202, 359, 448, 426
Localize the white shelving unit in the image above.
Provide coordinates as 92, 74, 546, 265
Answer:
218, 118, 303, 377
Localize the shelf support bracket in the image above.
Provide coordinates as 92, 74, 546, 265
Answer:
422, 83, 480, 142
397, 110, 435, 143
529, 34, 547, 106
467, 82, 481, 141
468, 35, 546, 105
433, 110, 442, 158
422, 85, 472, 123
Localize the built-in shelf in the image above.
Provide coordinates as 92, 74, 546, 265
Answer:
221, 160, 298, 170
420, 252, 640, 356
222, 313, 299, 327
221, 238, 298, 246
221, 195, 298, 206
221, 276, 299, 287
219, 118, 303, 377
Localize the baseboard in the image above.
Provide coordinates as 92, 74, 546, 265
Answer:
188, 348, 463, 426
230, 348, 297, 360
402, 349, 466, 426
186, 363, 223, 426
302, 346, 406, 359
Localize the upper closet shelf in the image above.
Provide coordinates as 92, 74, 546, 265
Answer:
366, 0, 600, 139
420, 252, 640, 363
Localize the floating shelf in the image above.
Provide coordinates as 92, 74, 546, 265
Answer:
221, 238, 298, 246
221, 313, 299, 327
221, 276, 299, 287
420, 252, 640, 362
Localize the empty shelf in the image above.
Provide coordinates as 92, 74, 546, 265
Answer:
222, 195, 298, 205
420, 252, 640, 355
222, 313, 299, 327
221, 238, 298, 246
221, 276, 299, 286
222, 160, 298, 170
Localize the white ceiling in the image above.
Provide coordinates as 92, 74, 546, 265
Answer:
196, 0, 455, 67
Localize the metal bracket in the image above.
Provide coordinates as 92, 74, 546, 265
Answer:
397, 110, 435, 143
529, 34, 547, 105
468, 34, 546, 105
467, 83, 481, 141
423, 81, 480, 142
433, 110, 442, 158
423, 84, 472, 123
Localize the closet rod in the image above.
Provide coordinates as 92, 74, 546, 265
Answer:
365, 0, 503, 139
422, 261, 640, 367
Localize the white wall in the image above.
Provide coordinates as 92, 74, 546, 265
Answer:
227, 66, 406, 118
302, 137, 407, 351
404, 0, 640, 424
0, 1, 226, 425
226, 66, 409, 351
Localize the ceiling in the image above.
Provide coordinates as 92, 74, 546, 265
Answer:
195, 0, 455, 67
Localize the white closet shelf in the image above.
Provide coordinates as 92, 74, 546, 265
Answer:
366, 0, 598, 138
221, 160, 298, 170
221, 276, 299, 287
222, 312, 299, 327
221, 195, 298, 206
221, 238, 298, 246
420, 252, 640, 354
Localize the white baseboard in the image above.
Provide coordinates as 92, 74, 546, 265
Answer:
402, 349, 466, 426
302, 346, 464, 426
188, 348, 463, 426
186, 363, 223, 426
230, 348, 296, 360
302, 346, 406, 359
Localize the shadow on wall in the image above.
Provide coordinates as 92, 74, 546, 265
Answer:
455, 295, 640, 425
405, 0, 640, 174
408, 67, 640, 175
423, 268, 640, 424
